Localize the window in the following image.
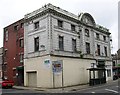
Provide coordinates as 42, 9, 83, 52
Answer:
4, 49, 7, 61
103, 36, 106, 41
19, 39, 24, 48
58, 20, 63, 28
20, 23, 24, 28
97, 44, 100, 56
5, 30, 8, 41
72, 39, 76, 52
85, 29, 89, 37
3, 64, 7, 71
34, 37, 39, 52
13, 69, 16, 77
71, 24, 75, 31
14, 25, 19, 31
20, 54, 24, 63
112, 61, 115, 66
34, 21, 39, 29
107, 69, 111, 77
86, 42, 90, 54
104, 46, 107, 56
59, 36, 64, 51
96, 33, 100, 39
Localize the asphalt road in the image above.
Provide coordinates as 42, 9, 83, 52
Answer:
71, 80, 119, 94
2, 88, 45, 94
1, 79, 120, 95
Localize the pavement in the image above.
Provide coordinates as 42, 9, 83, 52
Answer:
13, 84, 89, 93
13, 80, 119, 93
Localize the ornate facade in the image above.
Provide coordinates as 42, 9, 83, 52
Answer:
24, 3, 112, 88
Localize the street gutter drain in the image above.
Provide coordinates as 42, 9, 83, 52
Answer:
71, 89, 77, 91
36, 89, 45, 91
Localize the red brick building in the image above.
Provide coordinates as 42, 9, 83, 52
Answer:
3, 18, 24, 85
0, 47, 3, 78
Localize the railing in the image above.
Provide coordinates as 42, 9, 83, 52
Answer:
96, 24, 109, 32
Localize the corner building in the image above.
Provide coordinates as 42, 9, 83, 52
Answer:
24, 4, 112, 88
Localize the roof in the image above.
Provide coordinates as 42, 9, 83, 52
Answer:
4, 18, 24, 29
25, 3, 78, 20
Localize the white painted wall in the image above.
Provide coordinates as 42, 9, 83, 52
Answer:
57, 57, 94, 86
24, 55, 53, 88
24, 55, 112, 88
24, 55, 95, 88
106, 61, 113, 81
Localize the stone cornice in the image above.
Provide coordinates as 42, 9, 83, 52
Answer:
24, 5, 110, 35
24, 9, 50, 22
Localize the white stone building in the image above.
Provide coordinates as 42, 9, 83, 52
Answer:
24, 3, 112, 88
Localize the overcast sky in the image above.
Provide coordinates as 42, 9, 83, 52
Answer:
0, 0, 118, 54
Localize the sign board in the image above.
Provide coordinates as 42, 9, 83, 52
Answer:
44, 59, 51, 69
52, 60, 63, 73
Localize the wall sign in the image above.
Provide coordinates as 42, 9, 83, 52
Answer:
44, 59, 51, 69
52, 60, 63, 73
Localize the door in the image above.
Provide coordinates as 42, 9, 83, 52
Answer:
52, 60, 63, 88
27, 72, 37, 87
18, 69, 24, 86
54, 73, 62, 87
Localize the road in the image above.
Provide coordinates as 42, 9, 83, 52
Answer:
1, 80, 120, 94
2, 88, 47, 95
71, 80, 119, 94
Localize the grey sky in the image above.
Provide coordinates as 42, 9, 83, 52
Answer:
118, 1, 120, 49
0, 0, 118, 53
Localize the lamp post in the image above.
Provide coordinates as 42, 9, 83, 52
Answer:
115, 54, 118, 66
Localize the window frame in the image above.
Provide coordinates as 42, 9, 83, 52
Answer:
34, 37, 39, 52
97, 44, 100, 56
96, 33, 100, 40
19, 39, 24, 48
3, 64, 7, 72
58, 20, 63, 28
34, 21, 39, 29
14, 25, 19, 31
104, 46, 107, 56
4, 49, 8, 62
71, 24, 76, 31
103, 35, 106, 41
5, 30, 8, 41
20, 23, 24, 28
59, 36, 64, 51
20, 53, 24, 63
72, 39, 77, 52
86, 42, 90, 54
